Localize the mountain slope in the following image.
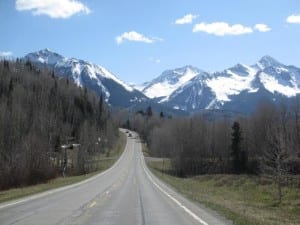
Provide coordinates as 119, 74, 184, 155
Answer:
25, 49, 147, 108
163, 73, 216, 111
141, 66, 203, 99
140, 56, 300, 113
24, 50, 300, 114
24, 49, 188, 116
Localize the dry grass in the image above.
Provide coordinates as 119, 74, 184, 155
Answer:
147, 159, 300, 225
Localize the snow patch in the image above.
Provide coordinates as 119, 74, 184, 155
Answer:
96, 66, 134, 92
207, 65, 258, 102
205, 99, 219, 110
72, 63, 81, 75
38, 57, 45, 63
259, 72, 300, 97
26, 50, 133, 94
74, 74, 82, 87
133, 84, 146, 91
144, 67, 199, 98
276, 67, 288, 73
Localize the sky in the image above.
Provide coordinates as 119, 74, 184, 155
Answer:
0, 0, 300, 84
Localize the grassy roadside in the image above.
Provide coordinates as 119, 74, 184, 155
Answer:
0, 131, 127, 204
146, 158, 300, 225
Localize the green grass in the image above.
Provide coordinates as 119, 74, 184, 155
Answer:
0, 132, 127, 204
146, 159, 300, 225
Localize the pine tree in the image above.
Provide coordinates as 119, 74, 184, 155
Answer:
98, 94, 104, 129
3, 60, 9, 71
160, 111, 164, 118
231, 121, 245, 173
146, 106, 153, 117
126, 119, 131, 129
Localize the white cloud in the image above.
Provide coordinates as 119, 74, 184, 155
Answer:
175, 14, 198, 25
149, 57, 161, 64
15, 0, 90, 19
116, 31, 162, 44
0, 51, 13, 57
193, 22, 253, 36
286, 14, 300, 24
254, 24, 271, 32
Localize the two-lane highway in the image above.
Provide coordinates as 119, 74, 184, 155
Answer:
0, 130, 231, 225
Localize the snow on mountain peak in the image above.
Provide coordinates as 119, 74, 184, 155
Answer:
96, 65, 134, 92
140, 56, 300, 113
207, 64, 258, 102
259, 71, 300, 97
26, 48, 65, 65
22, 49, 152, 109
24, 50, 300, 113
256, 55, 283, 69
142, 65, 202, 98
25, 49, 134, 93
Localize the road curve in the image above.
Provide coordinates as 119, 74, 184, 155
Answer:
0, 130, 232, 225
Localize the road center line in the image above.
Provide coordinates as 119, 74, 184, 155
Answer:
89, 201, 97, 208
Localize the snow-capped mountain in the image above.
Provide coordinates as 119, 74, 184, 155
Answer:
141, 66, 203, 100
252, 56, 300, 98
24, 50, 300, 115
163, 73, 216, 111
140, 56, 300, 113
25, 49, 147, 108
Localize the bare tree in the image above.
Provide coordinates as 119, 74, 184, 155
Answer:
262, 103, 290, 204
0, 60, 118, 189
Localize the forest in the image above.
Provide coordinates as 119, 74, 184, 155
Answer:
129, 103, 300, 175
0, 60, 118, 190
126, 101, 300, 202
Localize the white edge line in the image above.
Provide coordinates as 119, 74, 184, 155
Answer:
0, 130, 129, 210
141, 154, 210, 225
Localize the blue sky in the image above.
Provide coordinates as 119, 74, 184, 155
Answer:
0, 0, 300, 84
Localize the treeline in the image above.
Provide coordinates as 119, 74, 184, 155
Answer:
127, 103, 300, 176
0, 60, 118, 190
126, 103, 300, 203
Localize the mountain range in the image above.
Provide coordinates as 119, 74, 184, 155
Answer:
138, 56, 300, 113
24, 49, 300, 115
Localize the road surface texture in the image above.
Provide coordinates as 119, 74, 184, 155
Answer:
0, 130, 232, 225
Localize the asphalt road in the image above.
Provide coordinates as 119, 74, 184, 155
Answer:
0, 130, 232, 225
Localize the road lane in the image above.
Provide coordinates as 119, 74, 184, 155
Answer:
0, 130, 231, 225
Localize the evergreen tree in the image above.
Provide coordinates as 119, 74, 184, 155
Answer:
8, 78, 13, 93
98, 94, 104, 129
160, 111, 164, 118
231, 121, 245, 173
146, 106, 153, 117
126, 119, 131, 129
3, 60, 9, 70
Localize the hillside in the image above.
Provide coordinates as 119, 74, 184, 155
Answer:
0, 60, 118, 190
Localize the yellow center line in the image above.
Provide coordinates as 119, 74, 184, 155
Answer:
89, 201, 97, 208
